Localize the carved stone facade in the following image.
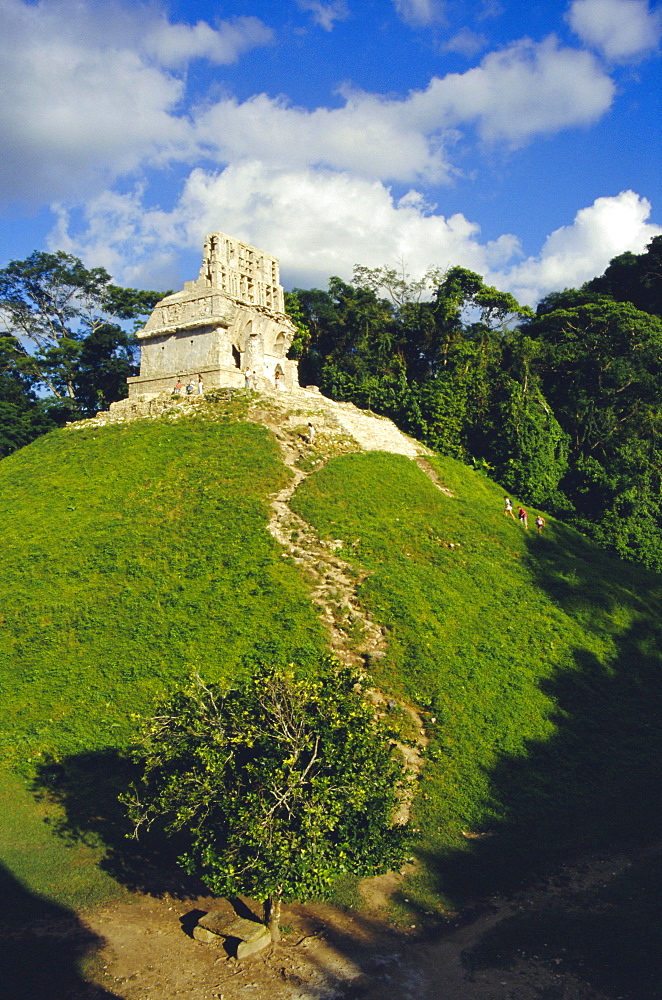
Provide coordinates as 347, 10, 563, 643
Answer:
127, 232, 300, 397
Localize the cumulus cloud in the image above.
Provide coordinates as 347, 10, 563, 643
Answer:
0, 0, 619, 210
144, 15, 273, 68
50, 170, 661, 311
567, 0, 662, 61
502, 191, 662, 304
193, 36, 615, 184
415, 36, 614, 144
296, 1, 349, 31
193, 91, 455, 185
0, 0, 271, 204
393, 0, 446, 27
49, 163, 517, 291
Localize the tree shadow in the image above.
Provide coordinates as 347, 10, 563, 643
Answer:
0, 862, 121, 999
30, 750, 209, 900
459, 844, 662, 1000
412, 523, 662, 996
25, 522, 662, 998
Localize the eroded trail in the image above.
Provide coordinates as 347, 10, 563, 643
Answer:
254, 405, 428, 831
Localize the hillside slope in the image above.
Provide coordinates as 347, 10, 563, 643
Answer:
1, 389, 662, 923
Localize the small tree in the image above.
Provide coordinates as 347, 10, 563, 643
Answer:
124, 659, 411, 941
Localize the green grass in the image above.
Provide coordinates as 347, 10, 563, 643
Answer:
0, 769, 123, 910
0, 409, 327, 768
0, 401, 328, 908
2, 404, 662, 935
291, 451, 662, 905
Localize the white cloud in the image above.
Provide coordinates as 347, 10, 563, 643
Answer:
145, 16, 273, 68
193, 91, 455, 185
414, 36, 614, 144
0, 0, 270, 204
567, 0, 662, 61
393, 0, 446, 27
193, 36, 614, 185
296, 1, 349, 31
49, 163, 515, 291
0, 0, 618, 211
50, 171, 661, 312
441, 30, 489, 58
502, 191, 662, 304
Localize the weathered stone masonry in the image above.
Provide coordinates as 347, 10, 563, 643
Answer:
127, 232, 301, 397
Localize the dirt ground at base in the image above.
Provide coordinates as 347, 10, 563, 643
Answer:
40, 841, 655, 1000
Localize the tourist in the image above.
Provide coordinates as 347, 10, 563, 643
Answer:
173, 378, 184, 396
197, 373, 204, 394
186, 379, 195, 395
307, 422, 316, 445
518, 507, 528, 530
535, 514, 545, 535
274, 370, 282, 391
503, 496, 515, 519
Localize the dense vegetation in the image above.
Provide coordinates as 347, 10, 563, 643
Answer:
126, 660, 409, 939
1, 238, 661, 994
291, 237, 662, 569
3, 241, 661, 569
0, 250, 165, 452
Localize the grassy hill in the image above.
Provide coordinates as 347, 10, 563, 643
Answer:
1, 392, 662, 927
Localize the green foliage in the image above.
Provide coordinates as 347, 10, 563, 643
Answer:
293, 242, 662, 568
0, 341, 58, 455
527, 297, 662, 565
283, 290, 311, 359
585, 234, 662, 317
125, 660, 409, 909
294, 266, 536, 467
0, 250, 166, 424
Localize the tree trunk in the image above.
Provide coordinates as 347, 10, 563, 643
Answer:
263, 895, 281, 943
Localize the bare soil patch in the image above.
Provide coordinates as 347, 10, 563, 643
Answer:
49, 840, 657, 1000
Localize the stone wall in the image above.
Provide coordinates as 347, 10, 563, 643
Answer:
128, 232, 300, 398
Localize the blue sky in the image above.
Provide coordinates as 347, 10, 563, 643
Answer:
0, 0, 660, 304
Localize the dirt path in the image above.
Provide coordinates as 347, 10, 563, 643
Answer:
249, 400, 429, 830
76, 840, 656, 1000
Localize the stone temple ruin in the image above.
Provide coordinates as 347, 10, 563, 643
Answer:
86, 230, 426, 460
127, 232, 301, 398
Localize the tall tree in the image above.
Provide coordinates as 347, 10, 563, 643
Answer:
585, 235, 662, 317
525, 298, 662, 566
0, 251, 166, 418
0, 341, 57, 457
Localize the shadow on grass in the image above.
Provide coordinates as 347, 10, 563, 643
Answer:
405, 523, 662, 998
0, 862, 121, 999
30, 751, 209, 900
26, 522, 662, 998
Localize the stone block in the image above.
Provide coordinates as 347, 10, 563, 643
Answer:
194, 911, 272, 958
192, 926, 220, 944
